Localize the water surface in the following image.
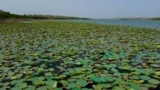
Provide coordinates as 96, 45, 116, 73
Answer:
62, 19, 160, 29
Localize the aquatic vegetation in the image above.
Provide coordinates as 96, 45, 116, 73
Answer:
0, 21, 160, 90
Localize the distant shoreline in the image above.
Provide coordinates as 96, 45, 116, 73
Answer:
117, 17, 160, 20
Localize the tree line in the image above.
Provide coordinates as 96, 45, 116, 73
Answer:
0, 10, 88, 20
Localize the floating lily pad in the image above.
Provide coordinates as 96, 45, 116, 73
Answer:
45, 80, 57, 88
130, 75, 139, 80
112, 86, 125, 90
66, 82, 76, 89
148, 79, 160, 85
76, 80, 88, 88
45, 72, 53, 77
23, 85, 36, 90
15, 82, 27, 89
32, 79, 45, 86
151, 64, 160, 68
139, 75, 151, 80
90, 76, 106, 83
36, 86, 48, 90
155, 71, 160, 76
129, 82, 141, 90
11, 87, 21, 90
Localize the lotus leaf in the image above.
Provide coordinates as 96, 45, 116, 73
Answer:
32, 79, 45, 86
60, 80, 68, 87
3, 82, 10, 86
148, 79, 160, 85
139, 75, 151, 80
45, 80, 57, 88
129, 82, 140, 90
130, 75, 139, 80
36, 86, 48, 90
72, 88, 81, 90
134, 80, 144, 84
112, 86, 125, 90
16, 82, 27, 89
155, 71, 160, 76
38, 77, 45, 81
81, 88, 93, 90
11, 87, 21, 90
66, 82, 76, 89
76, 80, 88, 88
45, 72, 53, 77
151, 64, 160, 68
23, 85, 36, 90
93, 84, 103, 90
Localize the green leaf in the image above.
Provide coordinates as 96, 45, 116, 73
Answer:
90, 76, 106, 83
105, 76, 114, 82
130, 83, 141, 90
36, 86, 48, 90
81, 88, 93, 90
139, 75, 151, 80
23, 85, 36, 90
11, 87, 21, 90
73, 68, 87, 75
45, 80, 57, 88
155, 71, 160, 76
67, 82, 76, 89
90, 76, 114, 83
60, 80, 68, 86
38, 76, 45, 81
148, 79, 160, 85
93, 84, 103, 90
16, 83, 27, 89
130, 75, 139, 80
3, 82, 10, 86
33, 79, 45, 86
45, 72, 53, 77
16, 74, 23, 79
113, 86, 125, 90
72, 88, 81, 90
111, 78, 126, 85
102, 51, 119, 60
76, 80, 88, 87
151, 64, 160, 68
133, 68, 145, 74
37, 68, 45, 73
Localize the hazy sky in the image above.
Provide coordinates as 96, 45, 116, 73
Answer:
0, 0, 160, 18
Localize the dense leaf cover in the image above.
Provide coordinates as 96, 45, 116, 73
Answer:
0, 21, 160, 90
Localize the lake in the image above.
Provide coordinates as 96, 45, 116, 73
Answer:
62, 19, 160, 29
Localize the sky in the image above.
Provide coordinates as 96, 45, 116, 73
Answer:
0, 0, 160, 18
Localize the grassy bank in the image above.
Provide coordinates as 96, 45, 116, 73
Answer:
0, 21, 160, 90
